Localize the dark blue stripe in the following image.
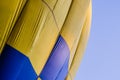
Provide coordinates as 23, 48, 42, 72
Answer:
0, 45, 37, 80
40, 35, 70, 80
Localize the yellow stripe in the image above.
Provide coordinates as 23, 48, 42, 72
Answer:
7, 0, 71, 75
37, 77, 41, 80
0, 0, 26, 53
7, 0, 53, 75
60, 0, 90, 68
53, 0, 72, 29
66, 2, 92, 79
42, 0, 58, 10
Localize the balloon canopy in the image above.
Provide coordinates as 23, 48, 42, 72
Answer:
0, 0, 92, 80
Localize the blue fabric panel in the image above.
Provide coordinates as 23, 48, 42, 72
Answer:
55, 56, 69, 80
40, 35, 70, 80
0, 45, 37, 80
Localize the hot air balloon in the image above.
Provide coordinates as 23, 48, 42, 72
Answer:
0, 0, 92, 80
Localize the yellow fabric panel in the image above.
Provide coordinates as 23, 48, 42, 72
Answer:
7, 0, 56, 75
66, 2, 92, 80
60, 0, 90, 68
37, 77, 41, 80
28, 11, 59, 75
0, 0, 26, 53
53, 0, 72, 29
42, 0, 72, 29
42, 0, 57, 10
7, 0, 71, 75
7, 0, 49, 55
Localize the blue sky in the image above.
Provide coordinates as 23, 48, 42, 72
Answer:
75, 0, 120, 80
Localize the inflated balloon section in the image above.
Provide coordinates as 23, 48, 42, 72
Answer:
0, 0, 92, 80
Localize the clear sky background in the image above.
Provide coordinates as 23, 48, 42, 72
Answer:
75, 0, 120, 80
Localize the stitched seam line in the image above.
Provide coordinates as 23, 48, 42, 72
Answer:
41, 0, 59, 30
